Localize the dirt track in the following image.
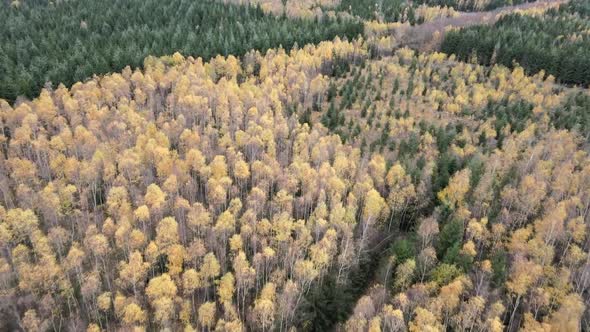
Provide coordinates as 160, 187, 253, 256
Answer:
394, 0, 567, 51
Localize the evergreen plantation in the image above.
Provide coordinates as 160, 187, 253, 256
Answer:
337, 0, 530, 23
441, 0, 590, 86
0, 0, 547, 103
0, 0, 362, 102
415, 0, 537, 11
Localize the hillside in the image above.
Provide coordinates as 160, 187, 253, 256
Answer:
1, 37, 589, 331
0, 0, 361, 102
442, 0, 590, 85
0, 0, 589, 331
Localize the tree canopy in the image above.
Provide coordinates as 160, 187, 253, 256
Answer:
0, 0, 362, 102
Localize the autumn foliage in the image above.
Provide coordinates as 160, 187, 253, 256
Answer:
0, 22, 589, 332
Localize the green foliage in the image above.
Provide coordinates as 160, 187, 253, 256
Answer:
390, 236, 418, 263
490, 248, 508, 287
484, 99, 534, 133
481, 99, 534, 147
302, 252, 382, 330
397, 132, 421, 159
338, 0, 413, 23
434, 124, 457, 153
301, 274, 355, 330
338, 0, 517, 23
432, 152, 458, 197
436, 219, 464, 260
0, 0, 362, 102
443, 243, 473, 271
442, 242, 462, 264
327, 81, 338, 101
561, 0, 590, 17
392, 77, 400, 95
429, 263, 462, 286
441, 1, 590, 86
151, 254, 169, 277
417, 0, 535, 11
321, 100, 341, 130
300, 108, 313, 127
467, 155, 485, 189
551, 91, 590, 141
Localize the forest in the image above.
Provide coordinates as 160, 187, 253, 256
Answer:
337, 0, 534, 21
0, 38, 588, 332
441, 0, 590, 86
0, 0, 589, 331
0, 0, 362, 102
0, 0, 526, 104
224, 0, 508, 22
415, 0, 536, 11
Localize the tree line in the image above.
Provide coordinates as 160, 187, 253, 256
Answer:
441, 0, 590, 86
1, 0, 532, 104
417, 0, 536, 11
338, 0, 532, 22
0, 0, 362, 102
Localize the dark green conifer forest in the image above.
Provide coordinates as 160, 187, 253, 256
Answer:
0, 0, 362, 102
441, 0, 590, 86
